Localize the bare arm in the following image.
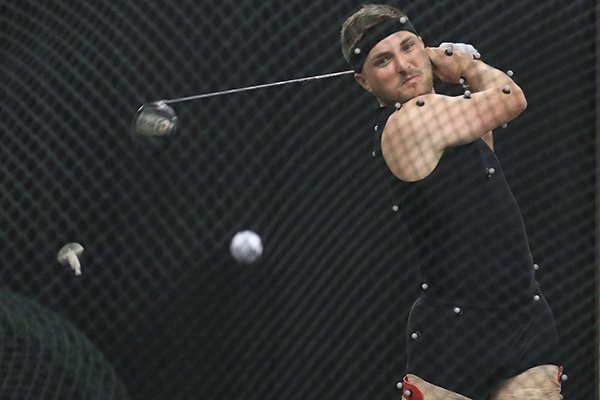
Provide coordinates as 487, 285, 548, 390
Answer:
381, 48, 527, 181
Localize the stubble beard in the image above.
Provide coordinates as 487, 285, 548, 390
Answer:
400, 63, 434, 103
377, 59, 434, 106
387, 75, 432, 105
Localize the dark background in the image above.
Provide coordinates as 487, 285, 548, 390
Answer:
1, 1, 596, 399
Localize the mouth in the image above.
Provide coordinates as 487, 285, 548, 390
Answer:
402, 75, 418, 85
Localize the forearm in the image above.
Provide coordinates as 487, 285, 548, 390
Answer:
460, 59, 527, 124
429, 47, 525, 101
462, 60, 521, 95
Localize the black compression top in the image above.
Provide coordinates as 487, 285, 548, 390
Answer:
374, 107, 535, 307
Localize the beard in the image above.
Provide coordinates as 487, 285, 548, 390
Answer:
381, 59, 434, 106
379, 75, 432, 106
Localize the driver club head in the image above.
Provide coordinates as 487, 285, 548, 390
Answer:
130, 102, 179, 150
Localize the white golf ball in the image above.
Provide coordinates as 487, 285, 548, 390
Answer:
230, 230, 263, 264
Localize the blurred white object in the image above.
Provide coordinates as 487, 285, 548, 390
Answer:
230, 230, 263, 264
57, 242, 84, 276
439, 42, 481, 59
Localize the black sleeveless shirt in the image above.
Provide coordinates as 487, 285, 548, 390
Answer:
374, 107, 535, 307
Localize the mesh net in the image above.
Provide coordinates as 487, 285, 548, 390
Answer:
0, 288, 129, 399
1, 0, 597, 399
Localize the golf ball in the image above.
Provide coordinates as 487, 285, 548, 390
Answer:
230, 230, 263, 264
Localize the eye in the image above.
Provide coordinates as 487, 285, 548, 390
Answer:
401, 41, 415, 52
374, 56, 391, 67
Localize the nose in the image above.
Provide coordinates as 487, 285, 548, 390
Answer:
393, 56, 411, 74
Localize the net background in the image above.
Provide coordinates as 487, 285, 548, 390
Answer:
1, 1, 596, 399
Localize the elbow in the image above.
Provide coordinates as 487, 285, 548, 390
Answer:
515, 86, 528, 113
508, 84, 527, 119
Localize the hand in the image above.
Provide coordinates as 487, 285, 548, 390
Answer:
439, 42, 481, 59
426, 46, 477, 84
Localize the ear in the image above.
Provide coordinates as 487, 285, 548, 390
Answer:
354, 72, 372, 93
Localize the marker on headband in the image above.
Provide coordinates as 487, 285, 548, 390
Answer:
349, 16, 418, 73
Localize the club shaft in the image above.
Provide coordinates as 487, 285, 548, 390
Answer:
159, 70, 354, 105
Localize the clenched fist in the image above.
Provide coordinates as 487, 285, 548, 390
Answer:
426, 46, 478, 84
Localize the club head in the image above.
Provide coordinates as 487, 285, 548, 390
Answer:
130, 102, 179, 150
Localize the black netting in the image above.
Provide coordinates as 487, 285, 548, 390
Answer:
1, 1, 597, 399
0, 288, 129, 399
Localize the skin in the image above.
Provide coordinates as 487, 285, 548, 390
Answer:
354, 30, 527, 182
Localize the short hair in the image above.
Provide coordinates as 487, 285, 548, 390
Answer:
340, 4, 408, 64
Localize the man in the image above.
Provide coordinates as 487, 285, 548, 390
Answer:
340, 4, 563, 400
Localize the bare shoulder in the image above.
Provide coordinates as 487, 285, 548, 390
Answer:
381, 84, 524, 181
380, 94, 446, 182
